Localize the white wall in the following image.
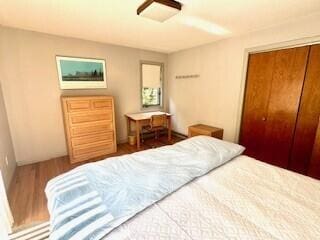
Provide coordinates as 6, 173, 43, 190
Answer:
0, 26, 167, 165
0, 83, 16, 190
168, 13, 320, 142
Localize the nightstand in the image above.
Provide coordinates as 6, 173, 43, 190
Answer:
188, 124, 223, 139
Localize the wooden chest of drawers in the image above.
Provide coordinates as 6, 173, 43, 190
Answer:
188, 124, 223, 139
61, 96, 117, 163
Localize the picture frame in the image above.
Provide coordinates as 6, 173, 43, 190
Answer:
56, 56, 107, 89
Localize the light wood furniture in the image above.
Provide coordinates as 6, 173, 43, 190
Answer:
240, 44, 320, 179
61, 96, 117, 163
142, 114, 168, 141
188, 124, 223, 139
125, 111, 172, 149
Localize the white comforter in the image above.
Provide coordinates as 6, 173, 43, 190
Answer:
46, 136, 244, 240
104, 156, 320, 240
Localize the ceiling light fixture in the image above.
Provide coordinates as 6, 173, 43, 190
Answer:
137, 0, 182, 22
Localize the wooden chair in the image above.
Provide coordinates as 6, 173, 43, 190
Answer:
141, 114, 167, 142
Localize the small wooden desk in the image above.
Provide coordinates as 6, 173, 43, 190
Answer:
125, 111, 172, 149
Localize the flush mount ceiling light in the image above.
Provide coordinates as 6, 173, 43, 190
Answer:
137, 0, 182, 22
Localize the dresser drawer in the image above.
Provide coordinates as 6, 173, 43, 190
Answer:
72, 141, 114, 156
189, 130, 211, 137
71, 132, 114, 147
72, 147, 115, 163
69, 111, 113, 124
70, 121, 114, 137
66, 100, 91, 112
92, 99, 113, 110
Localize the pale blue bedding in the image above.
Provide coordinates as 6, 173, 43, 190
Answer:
45, 136, 244, 240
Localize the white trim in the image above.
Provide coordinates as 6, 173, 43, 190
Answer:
0, 171, 13, 236
234, 35, 320, 143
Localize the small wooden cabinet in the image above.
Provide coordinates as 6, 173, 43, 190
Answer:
188, 124, 223, 139
61, 96, 117, 163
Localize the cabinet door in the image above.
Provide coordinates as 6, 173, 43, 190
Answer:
289, 44, 320, 174
240, 46, 309, 168
240, 51, 275, 160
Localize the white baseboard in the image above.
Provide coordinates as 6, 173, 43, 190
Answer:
16, 134, 187, 166
16, 157, 63, 166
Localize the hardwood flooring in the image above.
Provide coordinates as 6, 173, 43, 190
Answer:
8, 135, 183, 230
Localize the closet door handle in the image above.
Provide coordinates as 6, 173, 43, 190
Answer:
262, 117, 267, 121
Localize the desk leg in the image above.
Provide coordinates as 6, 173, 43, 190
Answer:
136, 120, 141, 149
126, 117, 131, 137
168, 117, 172, 143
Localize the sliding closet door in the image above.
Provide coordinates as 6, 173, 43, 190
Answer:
289, 44, 320, 175
240, 51, 275, 160
240, 46, 310, 168
308, 119, 320, 178
262, 47, 309, 168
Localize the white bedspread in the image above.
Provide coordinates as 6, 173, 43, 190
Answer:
46, 136, 244, 240
104, 156, 320, 240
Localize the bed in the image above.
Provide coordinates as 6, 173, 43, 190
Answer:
46, 136, 320, 240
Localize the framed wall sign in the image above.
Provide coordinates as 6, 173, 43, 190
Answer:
56, 56, 107, 89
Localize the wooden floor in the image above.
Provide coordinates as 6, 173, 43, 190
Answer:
8, 135, 183, 230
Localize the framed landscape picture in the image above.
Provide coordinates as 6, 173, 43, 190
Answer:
56, 56, 107, 89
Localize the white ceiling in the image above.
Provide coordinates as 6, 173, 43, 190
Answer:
0, 0, 320, 53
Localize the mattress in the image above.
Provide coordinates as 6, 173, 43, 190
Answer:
104, 156, 320, 240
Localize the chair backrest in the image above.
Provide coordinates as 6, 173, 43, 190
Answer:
150, 114, 167, 128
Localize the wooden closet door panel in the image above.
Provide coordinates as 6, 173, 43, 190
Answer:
308, 118, 320, 179
262, 46, 310, 168
290, 44, 320, 174
240, 51, 275, 159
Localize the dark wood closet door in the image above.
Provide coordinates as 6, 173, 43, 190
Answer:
240, 51, 275, 160
240, 46, 310, 168
262, 46, 310, 168
289, 44, 320, 175
308, 119, 320, 178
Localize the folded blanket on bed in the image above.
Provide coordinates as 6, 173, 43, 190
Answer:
45, 136, 244, 240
